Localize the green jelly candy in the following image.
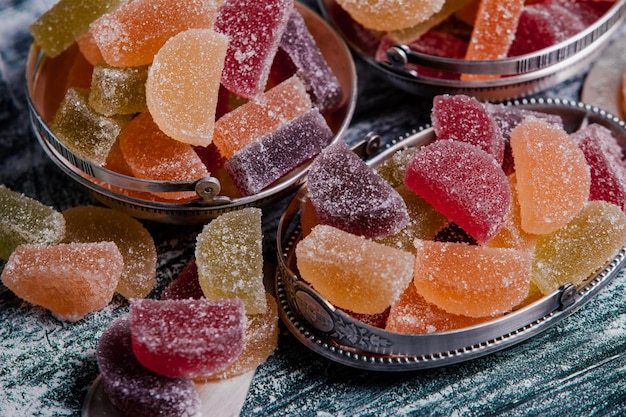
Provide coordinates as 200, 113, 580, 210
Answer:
89, 63, 149, 116
0, 185, 66, 261
51, 88, 130, 165
195, 207, 266, 315
376, 147, 421, 188
29, 0, 124, 58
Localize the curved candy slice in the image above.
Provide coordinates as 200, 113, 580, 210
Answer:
509, 117, 591, 234
531, 201, 626, 295
295, 224, 414, 315
0, 185, 66, 261
335, 0, 446, 32
1, 242, 122, 321
308, 141, 409, 239
404, 139, 510, 244
130, 298, 246, 379
146, 28, 227, 147
62, 206, 157, 299
195, 208, 266, 315
413, 239, 532, 318
97, 316, 201, 417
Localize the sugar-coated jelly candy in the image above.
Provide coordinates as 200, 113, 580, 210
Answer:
335, 0, 446, 31
1, 242, 123, 321
195, 208, 266, 315
571, 123, 626, 213
62, 206, 157, 299
29, 0, 124, 58
89, 63, 149, 116
215, 0, 292, 98
509, 117, 591, 235
90, 0, 217, 67
97, 316, 201, 417
413, 239, 532, 318
225, 108, 334, 196
130, 298, 247, 378
197, 294, 279, 381
296, 225, 414, 314
531, 201, 626, 295
118, 112, 210, 201
161, 260, 205, 301
213, 76, 312, 159
51, 88, 130, 166
0, 185, 66, 261
146, 28, 228, 147
432, 94, 504, 164
434, 222, 477, 245
76, 31, 103, 66
376, 147, 421, 188
279, 9, 343, 113
386, 281, 488, 334
343, 307, 390, 329
404, 139, 510, 244
308, 141, 410, 239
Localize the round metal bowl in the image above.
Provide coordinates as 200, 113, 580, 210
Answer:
275, 97, 626, 371
318, 0, 626, 101
26, 2, 357, 225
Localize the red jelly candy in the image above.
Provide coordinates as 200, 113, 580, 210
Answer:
160, 260, 205, 301
404, 139, 510, 244
130, 298, 246, 378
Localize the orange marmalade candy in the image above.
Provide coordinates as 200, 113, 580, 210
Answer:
146, 28, 227, 147
335, 0, 447, 32
213, 76, 312, 158
509, 117, 591, 235
413, 239, 532, 318
295, 224, 414, 314
89, 0, 217, 67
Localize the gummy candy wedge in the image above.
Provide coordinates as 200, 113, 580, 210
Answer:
195, 208, 266, 315
146, 28, 228, 147
413, 239, 532, 318
509, 117, 591, 235
97, 316, 201, 417
215, 0, 292, 98
404, 139, 510, 244
0, 185, 66, 261
295, 224, 415, 315
1, 242, 123, 322
130, 298, 247, 379
335, 0, 447, 32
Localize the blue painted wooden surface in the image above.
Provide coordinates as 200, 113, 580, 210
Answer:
1, 1, 625, 416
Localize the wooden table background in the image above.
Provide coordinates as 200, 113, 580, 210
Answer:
1, 0, 625, 415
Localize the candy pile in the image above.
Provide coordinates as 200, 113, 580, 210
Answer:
32, 0, 342, 201
336, 0, 615, 80
296, 94, 626, 333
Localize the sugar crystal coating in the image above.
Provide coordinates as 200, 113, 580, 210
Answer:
146, 28, 228, 147
295, 224, 414, 314
130, 298, 247, 378
0, 185, 66, 261
413, 239, 532, 318
308, 141, 410, 239
335, 0, 447, 32
161, 260, 205, 301
1, 242, 122, 322
62, 205, 157, 299
404, 139, 510, 244
531, 201, 626, 295
215, 0, 292, 98
97, 316, 201, 417
89, 63, 149, 116
195, 208, 266, 314
225, 108, 334, 196
509, 117, 591, 234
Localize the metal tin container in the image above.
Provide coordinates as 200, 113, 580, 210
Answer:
26, 2, 357, 225
319, 0, 626, 101
275, 97, 626, 371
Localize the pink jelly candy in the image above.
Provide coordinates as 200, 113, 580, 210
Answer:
130, 298, 246, 378
97, 316, 201, 417
307, 141, 410, 239
432, 94, 504, 165
404, 139, 510, 244
572, 123, 626, 212
215, 0, 292, 98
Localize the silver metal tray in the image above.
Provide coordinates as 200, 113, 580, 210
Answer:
318, 0, 626, 100
275, 97, 626, 371
26, 2, 357, 225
